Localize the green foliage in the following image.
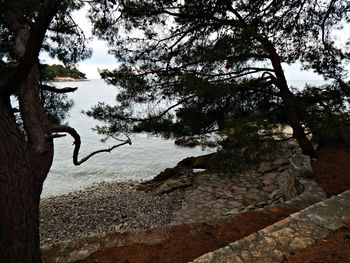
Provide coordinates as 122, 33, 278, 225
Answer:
87, 0, 350, 162
0, 0, 91, 65
40, 63, 86, 80
208, 128, 285, 172
1, 0, 88, 125
41, 90, 74, 124
297, 80, 350, 146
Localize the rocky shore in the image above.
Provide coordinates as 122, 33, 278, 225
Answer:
39, 146, 350, 263
40, 143, 309, 247
40, 181, 184, 244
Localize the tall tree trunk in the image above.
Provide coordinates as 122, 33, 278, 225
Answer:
260, 39, 317, 158
0, 100, 53, 263
0, 2, 64, 262
279, 86, 317, 158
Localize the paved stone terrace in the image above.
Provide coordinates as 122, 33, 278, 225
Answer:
192, 190, 350, 263
171, 171, 282, 224
170, 155, 325, 225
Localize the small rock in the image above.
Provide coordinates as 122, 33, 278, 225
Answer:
257, 162, 276, 174
113, 224, 122, 232
174, 138, 200, 147
269, 190, 281, 199
290, 153, 313, 178
224, 208, 240, 215
153, 177, 193, 195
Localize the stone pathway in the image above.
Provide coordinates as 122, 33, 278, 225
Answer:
192, 190, 350, 263
171, 171, 283, 224
170, 152, 325, 225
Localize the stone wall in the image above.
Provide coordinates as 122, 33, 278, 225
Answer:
192, 190, 350, 263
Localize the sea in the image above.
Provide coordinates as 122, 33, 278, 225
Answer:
42, 79, 326, 197
42, 79, 209, 197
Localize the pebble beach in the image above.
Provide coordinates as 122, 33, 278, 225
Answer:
40, 181, 183, 244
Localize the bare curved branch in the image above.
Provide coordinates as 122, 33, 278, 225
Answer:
51, 125, 131, 165
40, 84, 78, 93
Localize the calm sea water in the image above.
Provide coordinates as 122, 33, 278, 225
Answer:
42, 79, 326, 197
42, 79, 210, 197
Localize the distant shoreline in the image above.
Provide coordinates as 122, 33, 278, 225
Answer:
51, 77, 89, 82
49, 79, 90, 82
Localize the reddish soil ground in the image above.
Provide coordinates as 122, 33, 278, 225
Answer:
311, 146, 350, 197
281, 220, 350, 263
79, 203, 311, 263
79, 146, 350, 263
281, 146, 350, 263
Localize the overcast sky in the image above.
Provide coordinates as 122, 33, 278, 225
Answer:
40, 6, 350, 81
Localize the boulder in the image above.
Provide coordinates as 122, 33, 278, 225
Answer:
257, 162, 277, 174
152, 177, 193, 195
290, 153, 314, 178
138, 167, 194, 191
277, 170, 304, 200
175, 138, 200, 147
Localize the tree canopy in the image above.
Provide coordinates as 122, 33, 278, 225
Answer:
87, 0, 350, 159
1, 1, 350, 262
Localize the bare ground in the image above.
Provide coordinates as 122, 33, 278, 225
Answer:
75, 146, 350, 263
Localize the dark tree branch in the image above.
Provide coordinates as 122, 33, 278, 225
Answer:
49, 133, 67, 139
51, 125, 131, 165
261, 71, 277, 82
321, 0, 336, 49
6, 0, 61, 91
40, 84, 78, 93
120, 1, 240, 26
338, 79, 350, 96
225, 53, 271, 60
112, 95, 197, 122
207, 70, 274, 83
261, 130, 313, 142
190, 67, 275, 78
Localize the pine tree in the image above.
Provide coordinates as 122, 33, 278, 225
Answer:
88, 0, 350, 158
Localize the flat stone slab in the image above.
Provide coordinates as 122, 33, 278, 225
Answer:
192, 190, 350, 263
170, 163, 326, 225
171, 172, 281, 224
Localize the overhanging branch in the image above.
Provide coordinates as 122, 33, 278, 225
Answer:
51, 125, 131, 165
112, 95, 196, 122
40, 84, 78, 93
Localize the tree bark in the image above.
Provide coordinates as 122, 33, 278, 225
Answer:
229, 10, 317, 158
260, 38, 317, 158
0, 103, 35, 262
0, 1, 68, 262
0, 76, 53, 263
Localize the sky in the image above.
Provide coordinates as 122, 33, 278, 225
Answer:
40, 6, 350, 81
39, 6, 117, 79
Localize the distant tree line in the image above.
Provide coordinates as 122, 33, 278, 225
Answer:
40, 63, 87, 80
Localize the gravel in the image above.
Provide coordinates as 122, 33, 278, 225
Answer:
39, 181, 184, 244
